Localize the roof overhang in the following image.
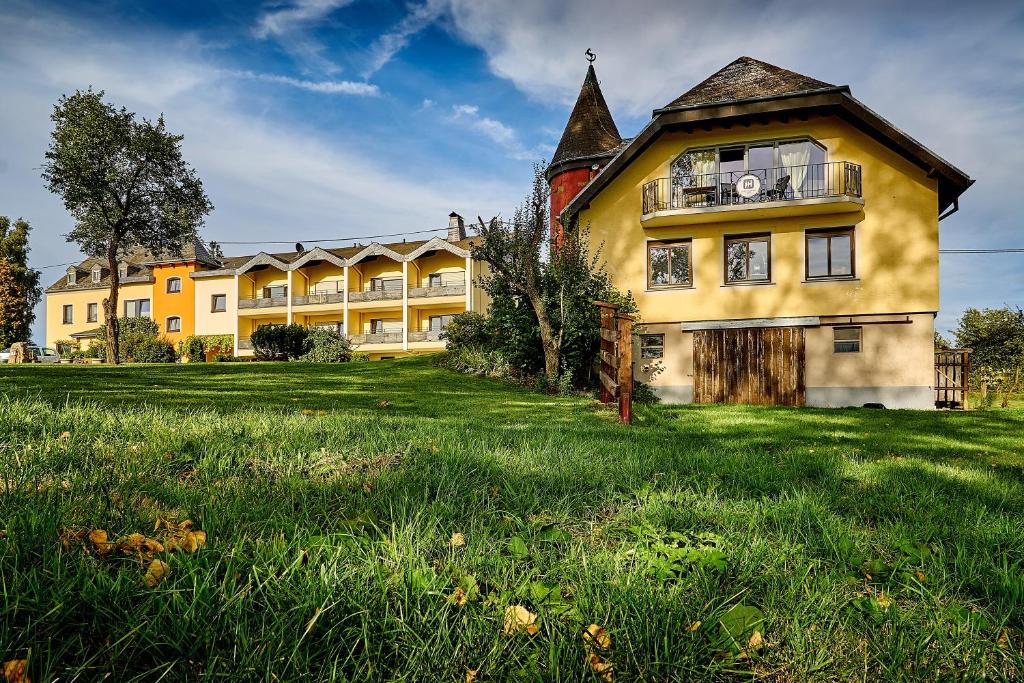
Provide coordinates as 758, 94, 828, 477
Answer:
562, 89, 973, 220
236, 252, 291, 274
404, 237, 470, 260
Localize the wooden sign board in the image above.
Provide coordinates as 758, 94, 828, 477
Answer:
594, 300, 633, 424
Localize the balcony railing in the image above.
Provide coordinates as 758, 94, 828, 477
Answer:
293, 292, 345, 306
642, 162, 862, 214
409, 282, 466, 299
238, 296, 288, 309
408, 330, 445, 342
350, 332, 404, 344
349, 289, 403, 303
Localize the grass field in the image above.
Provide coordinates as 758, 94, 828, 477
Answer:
1, 358, 1022, 681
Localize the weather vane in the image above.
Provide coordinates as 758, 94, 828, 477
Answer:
585, 48, 596, 64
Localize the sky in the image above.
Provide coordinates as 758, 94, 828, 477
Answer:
1, 0, 1021, 342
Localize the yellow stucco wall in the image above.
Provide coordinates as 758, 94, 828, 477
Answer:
193, 275, 236, 336
152, 263, 197, 345
579, 117, 940, 323
45, 282, 152, 348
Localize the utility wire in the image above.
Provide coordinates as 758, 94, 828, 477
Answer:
939, 248, 1024, 253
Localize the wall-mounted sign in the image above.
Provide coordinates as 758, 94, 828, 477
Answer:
735, 174, 762, 199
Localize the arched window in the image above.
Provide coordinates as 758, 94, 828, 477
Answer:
166, 277, 182, 293
166, 316, 181, 333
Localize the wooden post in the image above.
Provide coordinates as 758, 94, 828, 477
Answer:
616, 312, 633, 424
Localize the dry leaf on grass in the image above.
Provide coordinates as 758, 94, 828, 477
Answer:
144, 559, 170, 588
88, 529, 112, 556
503, 605, 539, 636
450, 587, 468, 607
465, 670, 478, 683
687, 621, 702, 632
450, 532, 466, 548
997, 628, 1010, 649
59, 431, 71, 440
2, 659, 29, 683
747, 630, 764, 651
583, 624, 611, 651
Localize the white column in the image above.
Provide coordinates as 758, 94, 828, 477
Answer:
233, 272, 240, 356
286, 270, 293, 324
342, 265, 349, 336
402, 261, 409, 351
464, 255, 472, 312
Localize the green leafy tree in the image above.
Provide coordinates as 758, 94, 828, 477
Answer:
472, 166, 634, 383
954, 306, 1024, 370
0, 216, 42, 348
41, 89, 213, 364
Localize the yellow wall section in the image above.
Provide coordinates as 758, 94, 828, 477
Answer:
193, 275, 236, 336
45, 282, 152, 348
579, 117, 940, 323
152, 263, 197, 344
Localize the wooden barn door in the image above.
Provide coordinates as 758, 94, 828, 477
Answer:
693, 327, 806, 406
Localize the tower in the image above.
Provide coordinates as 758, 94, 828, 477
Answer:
546, 52, 622, 244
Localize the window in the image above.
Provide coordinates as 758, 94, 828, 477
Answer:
428, 273, 443, 287
166, 277, 181, 293
647, 240, 692, 289
429, 314, 453, 332
66, 268, 76, 285
833, 327, 861, 353
370, 277, 402, 292
211, 294, 227, 312
806, 228, 855, 279
166, 316, 181, 333
118, 262, 129, 280
262, 285, 287, 299
124, 298, 151, 317
62, 304, 73, 324
640, 334, 664, 359
370, 319, 401, 334
313, 281, 341, 294
87, 303, 98, 323
725, 234, 771, 283
671, 139, 827, 197
91, 265, 102, 283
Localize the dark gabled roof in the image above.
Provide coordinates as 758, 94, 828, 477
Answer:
660, 56, 836, 111
143, 236, 221, 268
547, 65, 622, 178
562, 57, 973, 219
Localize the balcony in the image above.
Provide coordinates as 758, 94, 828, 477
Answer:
293, 292, 345, 307
640, 162, 863, 227
350, 332, 404, 345
408, 282, 466, 299
238, 296, 288, 310
408, 330, 444, 342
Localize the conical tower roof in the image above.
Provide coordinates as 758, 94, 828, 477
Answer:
547, 64, 622, 177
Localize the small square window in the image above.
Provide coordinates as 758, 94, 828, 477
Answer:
640, 334, 665, 359
807, 228, 855, 279
211, 294, 226, 312
833, 327, 861, 353
648, 240, 692, 289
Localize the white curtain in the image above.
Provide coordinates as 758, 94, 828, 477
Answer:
780, 143, 811, 199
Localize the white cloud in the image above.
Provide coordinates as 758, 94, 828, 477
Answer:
233, 71, 380, 96
446, 103, 549, 161
362, 0, 446, 78
253, 0, 353, 39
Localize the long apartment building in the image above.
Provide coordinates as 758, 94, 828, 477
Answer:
45, 214, 485, 359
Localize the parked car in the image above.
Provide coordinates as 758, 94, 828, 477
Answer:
0, 345, 61, 363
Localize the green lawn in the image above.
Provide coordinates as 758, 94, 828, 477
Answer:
1, 358, 1022, 681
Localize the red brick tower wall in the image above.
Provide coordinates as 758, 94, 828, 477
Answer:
549, 167, 595, 245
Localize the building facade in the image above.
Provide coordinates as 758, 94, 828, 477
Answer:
45, 214, 485, 360
552, 57, 973, 409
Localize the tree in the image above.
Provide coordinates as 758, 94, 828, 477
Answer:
41, 89, 213, 364
472, 166, 633, 382
0, 217, 42, 349
954, 306, 1024, 370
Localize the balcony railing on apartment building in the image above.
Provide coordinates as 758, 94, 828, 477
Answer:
408, 330, 444, 342
641, 161, 862, 214
238, 296, 289, 310
293, 291, 345, 306
349, 332, 404, 344
408, 282, 466, 299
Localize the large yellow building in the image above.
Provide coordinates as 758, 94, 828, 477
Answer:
45, 214, 485, 360
551, 57, 973, 409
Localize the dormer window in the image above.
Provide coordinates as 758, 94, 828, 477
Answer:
66, 268, 77, 286
118, 262, 129, 280
91, 265, 102, 283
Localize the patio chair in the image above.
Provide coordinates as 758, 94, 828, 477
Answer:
765, 175, 791, 201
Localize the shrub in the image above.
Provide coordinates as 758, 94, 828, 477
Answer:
55, 339, 77, 356
251, 324, 308, 361
96, 317, 162, 362
300, 328, 353, 363
131, 337, 177, 363
351, 352, 370, 362
441, 312, 490, 351
436, 346, 512, 378
181, 334, 234, 362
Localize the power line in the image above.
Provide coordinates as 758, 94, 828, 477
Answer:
215, 226, 450, 245
940, 248, 1024, 254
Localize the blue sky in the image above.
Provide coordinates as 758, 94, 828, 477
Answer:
1, 0, 1022, 342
